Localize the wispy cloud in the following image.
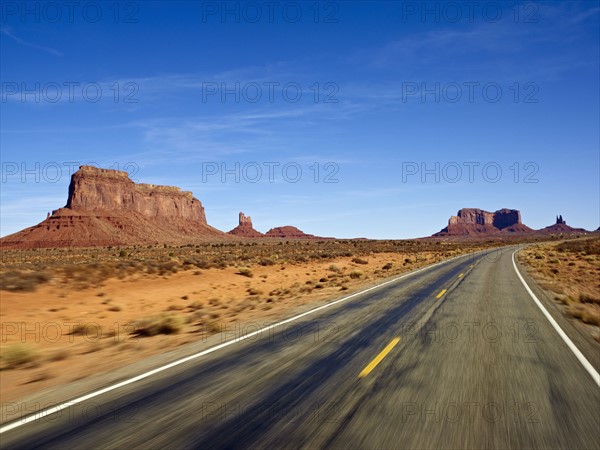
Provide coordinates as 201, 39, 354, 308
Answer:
1, 26, 63, 56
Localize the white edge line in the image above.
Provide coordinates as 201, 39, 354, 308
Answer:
0, 250, 484, 434
512, 250, 600, 387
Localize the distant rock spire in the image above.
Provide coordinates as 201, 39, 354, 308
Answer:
239, 212, 253, 227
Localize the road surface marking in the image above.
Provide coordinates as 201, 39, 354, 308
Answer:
359, 338, 400, 378
458, 273, 464, 278
512, 250, 600, 387
0, 249, 491, 434
435, 289, 447, 299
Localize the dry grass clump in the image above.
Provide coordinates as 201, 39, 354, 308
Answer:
351, 257, 369, 265
131, 314, 184, 336
1, 343, 39, 369
349, 270, 363, 279
237, 267, 253, 278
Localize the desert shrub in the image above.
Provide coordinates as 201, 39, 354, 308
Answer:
259, 258, 275, 266
382, 263, 393, 270
2, 343, 38, 369
328, 264, 341, 273
0, 270, 53, 292
568, 305, 600, 326
188, 301, 203, 311
247, 288, 263, 296
349, 270, 363, 279
108, 304, 123, 312
580, 293, 600, 305
352, 257, 369, 265
132, 314, 184, 336
237, 267, 253, 278
70, 322, 102, 338
119, 250, 127, 257
202, 321, 221, 335
166, 304, 184, 311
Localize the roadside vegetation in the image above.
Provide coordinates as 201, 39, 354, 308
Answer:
0, 239, 500, 292
520, 237, 600, 340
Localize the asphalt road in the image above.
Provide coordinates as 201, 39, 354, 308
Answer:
2, 246, 599, 449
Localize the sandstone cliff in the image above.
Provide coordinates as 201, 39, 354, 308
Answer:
66, 166, 207, 223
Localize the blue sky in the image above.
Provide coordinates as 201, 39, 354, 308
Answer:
1, 1, 599, 238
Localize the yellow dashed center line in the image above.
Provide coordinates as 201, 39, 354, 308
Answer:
458, 273, 464, 278
358, 337, 400, 378
436, 289, 447, 299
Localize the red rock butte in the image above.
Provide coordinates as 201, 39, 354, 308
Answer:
265, 226, 320, 239
0, 166, 224, 248
434, 208, 533, 236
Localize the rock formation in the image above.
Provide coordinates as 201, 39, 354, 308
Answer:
228, 212, 264, 238
0, 166, 225, 248
539, 215, 588, 234
435, 208, 533, 236
265, 226, 320, 239
66, 166, 207, 223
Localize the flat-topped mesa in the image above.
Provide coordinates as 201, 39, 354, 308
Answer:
66, 165, 207, 223
448, 208, 521, 229
436, 207, 530, 236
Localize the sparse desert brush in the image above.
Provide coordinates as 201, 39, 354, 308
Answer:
202, 321, 221, 335
567, 304, 600, 326
382, 262, 393, 270
351, 257, 369, 265
259, 258, 275, 266
48, 349, 69, 362
70, 322, 102, 337
166, 304, 184, 311
247, 288, 263, 296
349, 270, 363, 279
1, 343, 38, 369
0, 270, 53, 292
108, 304, 123, 312
188, 301, 203, 311
132, 314, 184, 336
328, 264, 341, 273
580, 293, 600, 305
237, 267, 253, 278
